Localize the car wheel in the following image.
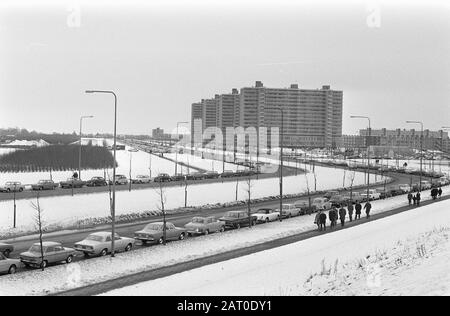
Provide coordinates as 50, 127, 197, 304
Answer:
6, 188, 10, 192
83, 252, 90, 258
219, 226, 225, 233
66, 255, 73, 264
204, 230, 209, 236
252, 220, 257, 226
179, 233, 186, 240
125, 244, 132, 252
100, 249, 108, 257
8, 265, 17, 274
158, 237, 164, 244
40, 261, 48, 269
19, 188, 23, 192
3, 249, 11, 258
265, 218, 270, 223
235, 223, 241, 229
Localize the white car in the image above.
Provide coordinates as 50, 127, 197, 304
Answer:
0, 253, 20, 274
253, 208, 280, 223
420, 181, 432, 190
132, 175, 152, 184
74, 232, 135, 257
0, 181, 25, 193
113, 175, 128, 185
360, 189, 381, 200
398, 184, 412, 193
312, 197, 332, 210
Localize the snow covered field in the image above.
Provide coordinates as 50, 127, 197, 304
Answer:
0, 185, 445, 296
104, 194, 450, 296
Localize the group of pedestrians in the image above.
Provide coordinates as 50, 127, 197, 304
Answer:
314, 201, 372, 231
407, 191, 422, 206
430, 187, 443, 200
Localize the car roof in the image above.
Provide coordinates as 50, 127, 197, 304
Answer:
89, 232, 112, 237
33, 241, 61, 247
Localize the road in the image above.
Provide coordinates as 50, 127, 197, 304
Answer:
53, 188, 450, 296
4, 170, 419, 263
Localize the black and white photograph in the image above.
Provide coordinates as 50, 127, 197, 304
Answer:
0, 0, 449, 301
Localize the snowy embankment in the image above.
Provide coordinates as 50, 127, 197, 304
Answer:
103, 195, 450, 296
0, 186, 446, 296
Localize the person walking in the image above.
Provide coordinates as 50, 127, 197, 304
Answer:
407, 192, 413, 205
314, 211, 322, 231
355, 202, 362, 220
438, 187, 443, 198
416, 192, 421, 206
364, 201, 372, 219
319, 212, 327, 231
339, 206, 347, 227
412, 195, 417, 205
328, 208, 335, 228
347, 202, 354, 222
431, 188, 437, 200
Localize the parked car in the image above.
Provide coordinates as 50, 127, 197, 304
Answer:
360, 189, 382, 201
153, 173, 172, 183
184, 216, 225, 235
379, 190, 392, 199
0, 181, 25, 193
0, 243, 13, 257
219, 211, 257, 229
31, 180, 58, 191
134, 222, 187, 244
343, 191, 366, 204
112, 175, 128, 185
387, 186, 404, 196
204, 171, 220, 179
187, 172, 206, 180
60, 178, 85, 189
420, 180, 432, 190
312, 197, 332, 210
20, 242, 76, 269
279, 204, 302, 218
398, 184, 412, 193
253, 208, 280, 223
131, 175, 152, 184
294, 200, 316, 215
220, 170, 236, 178
0, 253, 20, 274
323, 190, 339, 199
74, 232, 135, 257
86, 177, 108, 187
329, 195, 347, 207
170, 174, 186, 182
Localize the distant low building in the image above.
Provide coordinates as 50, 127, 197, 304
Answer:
152, 128, 171, 140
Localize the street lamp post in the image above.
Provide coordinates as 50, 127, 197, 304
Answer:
79, 115, 94, 180
350, 116, 371, 202
85, 90, 117, 257
174, 121, 189, 175
269, 107, 284, 222
406, 121, 423, 191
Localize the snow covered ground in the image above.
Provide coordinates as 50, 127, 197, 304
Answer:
104, 195, 450, 296
0, 186, 446, 296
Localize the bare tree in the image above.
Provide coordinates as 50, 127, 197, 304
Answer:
342, 169, 347, 188
30, 192, 45, 271
304, 172, 313, 215
155, 182, 167, 245
313, 170, 317, 192
106, 168, 113, 216
244, 176, 254, 228
184, 176, 188, 208
349, 171, 356, 202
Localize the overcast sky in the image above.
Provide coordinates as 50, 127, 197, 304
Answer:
0, 0, 449, 136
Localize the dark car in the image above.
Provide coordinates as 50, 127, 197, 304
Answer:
204, 171, 220, 179
387, 186, 404, 196
31, 180, 58, 191
86, 177, 108, 187
219, 211, 257, 229
60, 178, 85, 189
153, 173, 172, 183
170, 174, 186, 182
220, 170, 236, 178
0, 243, 14, 257
329, 195, 347, 207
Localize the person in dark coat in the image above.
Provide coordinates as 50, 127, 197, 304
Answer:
438, 187, 443, 198
347, 202, 354, 222
412, 195, 417, 205
314, 211, 322, 230
407, 192, 413, 205
364, 201, 372, 219
431, 188, 437, 200
328, 209, 335, 228
355, 202, 362, 220
416, 192, 421, 206
339, 207, 347, 227
319, 212, 327, 231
